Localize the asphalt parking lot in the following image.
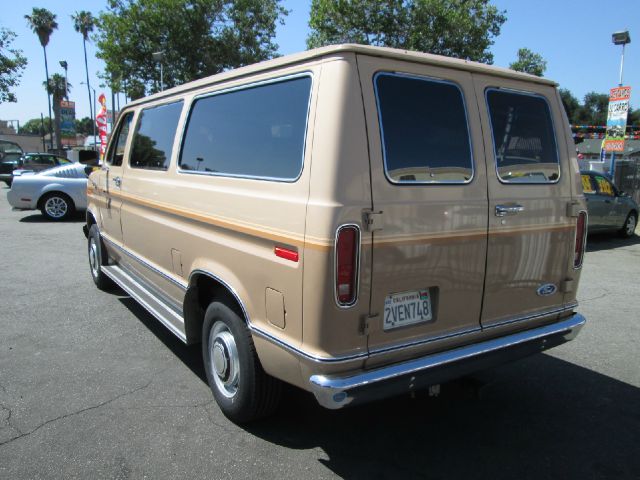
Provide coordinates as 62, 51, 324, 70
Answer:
1, 187, 639, 479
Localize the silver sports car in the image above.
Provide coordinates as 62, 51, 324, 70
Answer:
7, 163, 95, 220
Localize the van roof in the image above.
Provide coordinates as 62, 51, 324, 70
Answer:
127, 43, 557, 107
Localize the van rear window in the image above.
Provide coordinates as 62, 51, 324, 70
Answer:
375, 73, 473, 184
179, 76, 311, 181
486, 89, 560, 183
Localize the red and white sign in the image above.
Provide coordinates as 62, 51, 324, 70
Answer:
96, 93, 108, 161
604, 86, 631, 152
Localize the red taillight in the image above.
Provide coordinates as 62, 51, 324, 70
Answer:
335, 225, 360, 306
574, 211, 587, 268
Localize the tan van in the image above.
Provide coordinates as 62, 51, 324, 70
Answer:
84, 44, 587, 423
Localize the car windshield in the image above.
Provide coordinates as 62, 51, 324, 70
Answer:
0, 141, 23, 155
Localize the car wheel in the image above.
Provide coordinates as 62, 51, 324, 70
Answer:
202, 301, 281, 423
88, 224, 114, 290
620, 212, 637, 238
40, 192, 74, 221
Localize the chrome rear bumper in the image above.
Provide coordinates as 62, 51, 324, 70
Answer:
309, 313, 585, 409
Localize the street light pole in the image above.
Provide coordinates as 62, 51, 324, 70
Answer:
619, 42, 626, 86
81, 81, 98, 151
612, 30, 631, 86
608, 30, 631, 180
152, 51, 165, 91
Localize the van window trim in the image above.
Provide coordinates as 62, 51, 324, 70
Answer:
176, 72, 314, 183
373, 71, 476, 186
484, 87, 562, 185
128, 100, 185, 172
105, 110, 135, 167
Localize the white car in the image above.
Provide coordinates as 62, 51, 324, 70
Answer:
7, 163, 94, 220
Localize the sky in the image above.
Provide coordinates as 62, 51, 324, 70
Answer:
1, 0, 638, 129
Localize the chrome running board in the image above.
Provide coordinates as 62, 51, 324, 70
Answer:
101, 264, 187, 343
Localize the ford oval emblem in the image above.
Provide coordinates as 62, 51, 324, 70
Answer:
537, 283, 557, 296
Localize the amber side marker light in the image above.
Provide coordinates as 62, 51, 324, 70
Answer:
574, 211, 587, 268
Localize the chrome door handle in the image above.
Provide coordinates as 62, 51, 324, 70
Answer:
495, 204, 524, 217
113, 176, 121, 187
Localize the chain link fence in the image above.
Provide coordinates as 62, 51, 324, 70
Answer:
614, 158, 640, 204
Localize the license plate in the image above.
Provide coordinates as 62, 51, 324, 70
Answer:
383, 290, 432, 331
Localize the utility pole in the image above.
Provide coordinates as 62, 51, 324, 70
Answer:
59, 60, 68, 99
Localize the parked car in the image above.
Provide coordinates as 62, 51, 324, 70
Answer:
85, 44, 586, 423
581, 171, 638, 237
0, 141, 25, 186
4, 152, 73, 187
7, 163, 92, 220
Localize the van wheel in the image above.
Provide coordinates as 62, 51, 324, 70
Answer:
620, 212, 637, 238
88, 224, 114, 290
40, 192, 74, 221
202, 301, 281, 423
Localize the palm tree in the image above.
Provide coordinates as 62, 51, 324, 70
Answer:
72, 11, 96, 139
25, 8, 58, 150
44, 74, 71, 150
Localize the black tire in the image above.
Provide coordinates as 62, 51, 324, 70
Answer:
619, 212, 637, 238
202, 301, 281, 423
88, 224, 114, 290
40, 192, 75, 221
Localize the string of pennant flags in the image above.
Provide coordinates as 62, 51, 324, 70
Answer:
573, 133, 640, 140
571, 125, 639, 130
571, 124, 640, 140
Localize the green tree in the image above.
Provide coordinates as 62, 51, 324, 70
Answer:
628, 108, 638, 127
0, 28, 28, 103
509, 47, 546, 77
577, 92, 609, 126
25, 7, 58, 148
72, 11, 96, 132
44, 73, 71, 150
19, 117, 52, 135
95, 0, 288, 97
307, 0, 506, 63
559, 88, 580, 125
75, 117, 94, 136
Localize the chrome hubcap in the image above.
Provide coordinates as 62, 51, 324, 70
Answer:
45, 196, 67, 218
209, 322, 240, 398
89, 238, 99, 278
626, 215, 636, 235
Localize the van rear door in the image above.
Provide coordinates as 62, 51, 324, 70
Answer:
472, 75, 576, 330
356, 55, 489, 362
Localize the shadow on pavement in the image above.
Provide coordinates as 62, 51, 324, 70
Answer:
18, 212, 84, 223
118, 295, 640, 479
586, 232, 640, 252
118, 296, 207, 384
250, 355, 640, 479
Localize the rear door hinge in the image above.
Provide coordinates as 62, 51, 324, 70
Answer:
360, 313, 378, 336
363, 210, 384, 232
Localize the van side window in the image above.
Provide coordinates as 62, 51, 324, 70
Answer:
106, 112, 133, 167
179, 76, 311, 180
486, 90, 560, 183
130, 101, 183, 170
374, 73, 473, 184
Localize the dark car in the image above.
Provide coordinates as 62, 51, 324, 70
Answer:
0, 141, 24, 186
1, 153, 72, 187
581, 171, 638, 237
